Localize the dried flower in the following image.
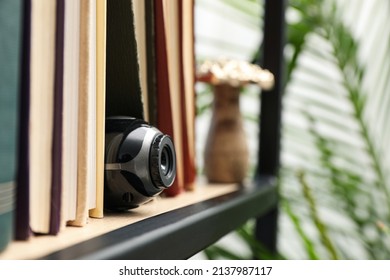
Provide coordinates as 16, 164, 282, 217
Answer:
197, 58, 274, 90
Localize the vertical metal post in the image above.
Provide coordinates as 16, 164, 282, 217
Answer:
255, 0, 286, 256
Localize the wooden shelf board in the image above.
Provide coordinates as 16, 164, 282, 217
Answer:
42, 176, 277, 260
0, 183, 238, 260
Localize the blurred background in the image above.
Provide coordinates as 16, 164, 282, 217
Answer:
193, 0, 390, 259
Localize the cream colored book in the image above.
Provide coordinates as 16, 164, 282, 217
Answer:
89, 0, 106, 219
68, 0, 97, 227
29, 0, 57, 234
61, 0, 81, 227
181, 0, 196, 191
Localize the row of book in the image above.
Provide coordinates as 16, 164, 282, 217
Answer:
0, 0, 196, 253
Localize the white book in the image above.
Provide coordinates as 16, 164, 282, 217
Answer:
61, 0, 81, 227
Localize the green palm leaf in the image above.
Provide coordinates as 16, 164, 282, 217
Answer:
282, 0, 390, 259
196, 0, 390, 260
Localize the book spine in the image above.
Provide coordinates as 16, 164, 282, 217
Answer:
179, 0, 196, 191
155, 0, 176, 196
50, 0, 65, 235
89, 0, 107, 219
68, 0, 96, 227
145, 0, 158, 127
15, 0, 32, 241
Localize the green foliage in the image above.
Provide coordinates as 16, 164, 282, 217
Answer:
297, 170, 339, 259
204, 221, 285, 260
197, 0, 390, 260
281, 0, 390, 259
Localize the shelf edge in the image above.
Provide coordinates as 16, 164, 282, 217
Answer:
42, 176, 277, 259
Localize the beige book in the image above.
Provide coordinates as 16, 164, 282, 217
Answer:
29, 0, 57, 234
68, 0, 97, 227
181, 0, 196, 191
89, 0, 106, 219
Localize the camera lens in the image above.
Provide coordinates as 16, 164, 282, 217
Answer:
161, 145, 175, 178
150, 134, 176, 188
161, 146, 169, 176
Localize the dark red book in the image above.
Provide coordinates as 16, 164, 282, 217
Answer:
154, 0, 184, 197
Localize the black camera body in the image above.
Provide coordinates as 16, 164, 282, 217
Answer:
104, 117, 176, 211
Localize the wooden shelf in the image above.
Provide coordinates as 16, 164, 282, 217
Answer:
0, 176, 277, 260
1, 182, 236, 259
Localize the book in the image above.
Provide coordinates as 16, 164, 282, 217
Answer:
61, 0, 81, 226
179, 0, 196, 191
0, 0, 23, 251
106, 0, 144, 120
28, 0, 57, 234
89, 0, 107, 219
145, 0, 158, 126
68, 0, 97, 227
155, 0, 184, 197
153, 0, 197, 195
15, 0, 32, 241
50, 0, 66, 234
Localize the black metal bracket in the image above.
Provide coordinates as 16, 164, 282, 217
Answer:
255, 0, 286, 255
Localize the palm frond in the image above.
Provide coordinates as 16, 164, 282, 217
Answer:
196, 0, 390, 260
281, 0, 390, 259
281, 197, 320, 259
